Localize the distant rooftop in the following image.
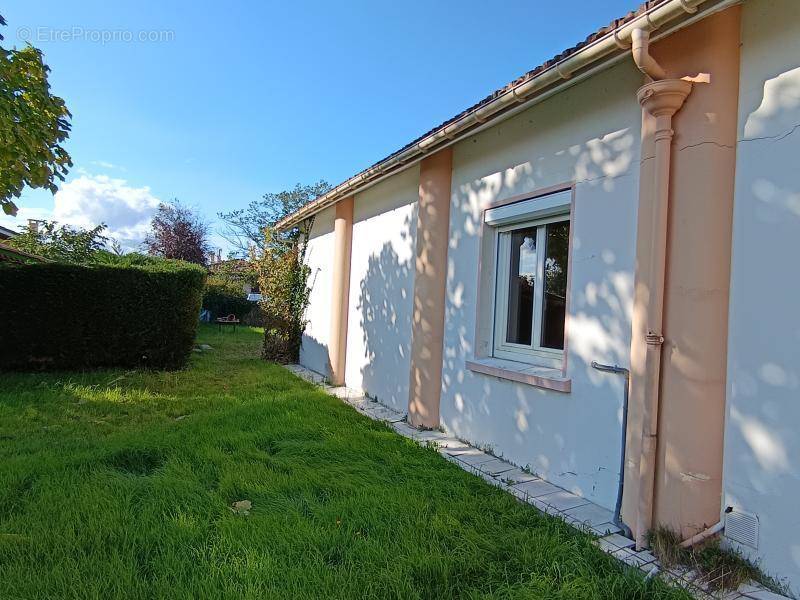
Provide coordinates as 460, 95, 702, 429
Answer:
0, 225, 18, 240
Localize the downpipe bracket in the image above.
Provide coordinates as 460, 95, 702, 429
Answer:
645, 332, 665, 346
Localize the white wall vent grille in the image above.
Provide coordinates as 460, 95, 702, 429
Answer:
725, 509, 759, 549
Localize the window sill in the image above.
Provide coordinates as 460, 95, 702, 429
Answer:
465, 357, 571, 393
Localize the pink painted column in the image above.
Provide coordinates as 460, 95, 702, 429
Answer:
328, 196, 354, 386
408, 148, 453, 428
622, 6, 741, 546
650, 6, 741, 539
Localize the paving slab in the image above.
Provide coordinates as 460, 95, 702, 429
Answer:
452, 451, 496, 468
633, 549, 657, 564
564, 502, 616, 527
596, 533, 636, 552
513, 478, 562, 499
414, 430, 447, 442
363, 406, 405, 423
537, 490, 590, 512
478, 458, 515, 476
431, 437, 470, 450
379, 413, 406, 424
288, 365, 327, 385
391, 422, 418, 437
739, 584, 764, 596
328, 386, 358, 399
345, 396, 370, 407
444, 445, 485, 456
478, 471, 509, 487
444, 447, 490, 461
496, 468, 539, 486
589, 522, 623, 536
612, 547, 657, 569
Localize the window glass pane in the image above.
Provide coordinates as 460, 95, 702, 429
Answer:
541, 220, 569, 349
505, 227, 537, 345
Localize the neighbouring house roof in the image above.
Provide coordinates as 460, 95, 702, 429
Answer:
0, 243, 47, 264
278, 0, 730, 230
0, 225, 18, 240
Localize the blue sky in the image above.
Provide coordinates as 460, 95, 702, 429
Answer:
2, 0, 641, 253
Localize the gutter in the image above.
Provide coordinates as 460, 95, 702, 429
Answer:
277, 0, 738, 231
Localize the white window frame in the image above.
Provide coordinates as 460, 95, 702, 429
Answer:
488, 191, 571, 368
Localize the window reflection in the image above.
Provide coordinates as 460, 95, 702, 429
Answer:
541, 221, 569, 349
506, 227, 537, 345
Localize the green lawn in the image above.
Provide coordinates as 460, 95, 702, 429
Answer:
0, 325, 689, 599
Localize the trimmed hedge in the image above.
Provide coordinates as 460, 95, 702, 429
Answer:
0, 260, 206, 371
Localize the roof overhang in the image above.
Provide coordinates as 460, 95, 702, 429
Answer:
0, 243, 47, 264
0, 225, 18, 239
277, 0, 739, 231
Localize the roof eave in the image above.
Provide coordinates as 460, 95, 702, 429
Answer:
277, 0, 736, 232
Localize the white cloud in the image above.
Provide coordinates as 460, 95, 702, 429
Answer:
52, 174, 161, 250
0, 206, 52, 235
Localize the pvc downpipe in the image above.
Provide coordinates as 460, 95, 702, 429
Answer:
595, 356, 725, 549
634, 79, 692, 549
278, 0, 720, 230
591, 361, 633, 539
680, 521, 724, 549
646, 511, 729, 582
679, 508, 731, 548
631, 29, 668, 80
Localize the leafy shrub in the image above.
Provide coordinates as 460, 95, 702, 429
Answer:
202, 276, 253, 320
91, 251, 168, 267
6, 221, 107, 263
0, 260, 206, 371
255, 226, 312, 364
208, 258, 258, 288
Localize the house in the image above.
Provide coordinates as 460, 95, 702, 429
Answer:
0, 225, 18, 241
278, 0, 800, 591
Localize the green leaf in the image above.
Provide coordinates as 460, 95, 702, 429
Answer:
0, 20, 72, 211
1, 199, 18, 216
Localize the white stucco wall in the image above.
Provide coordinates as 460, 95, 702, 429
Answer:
300, 206, 336, 376
723, 0, 800, 590
440, 61, 643, 509
345, 167, 418, 410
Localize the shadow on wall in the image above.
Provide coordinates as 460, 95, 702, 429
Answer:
437, 72, 642, 505
299, 207, 335, 378
299, 333, 331, 380
444, 169, 633, 439
723, 49, 800, 584
730, 69, 800, 480
357, 214, 415, 411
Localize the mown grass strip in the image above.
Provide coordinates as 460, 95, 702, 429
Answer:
0, 325, 691, 599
